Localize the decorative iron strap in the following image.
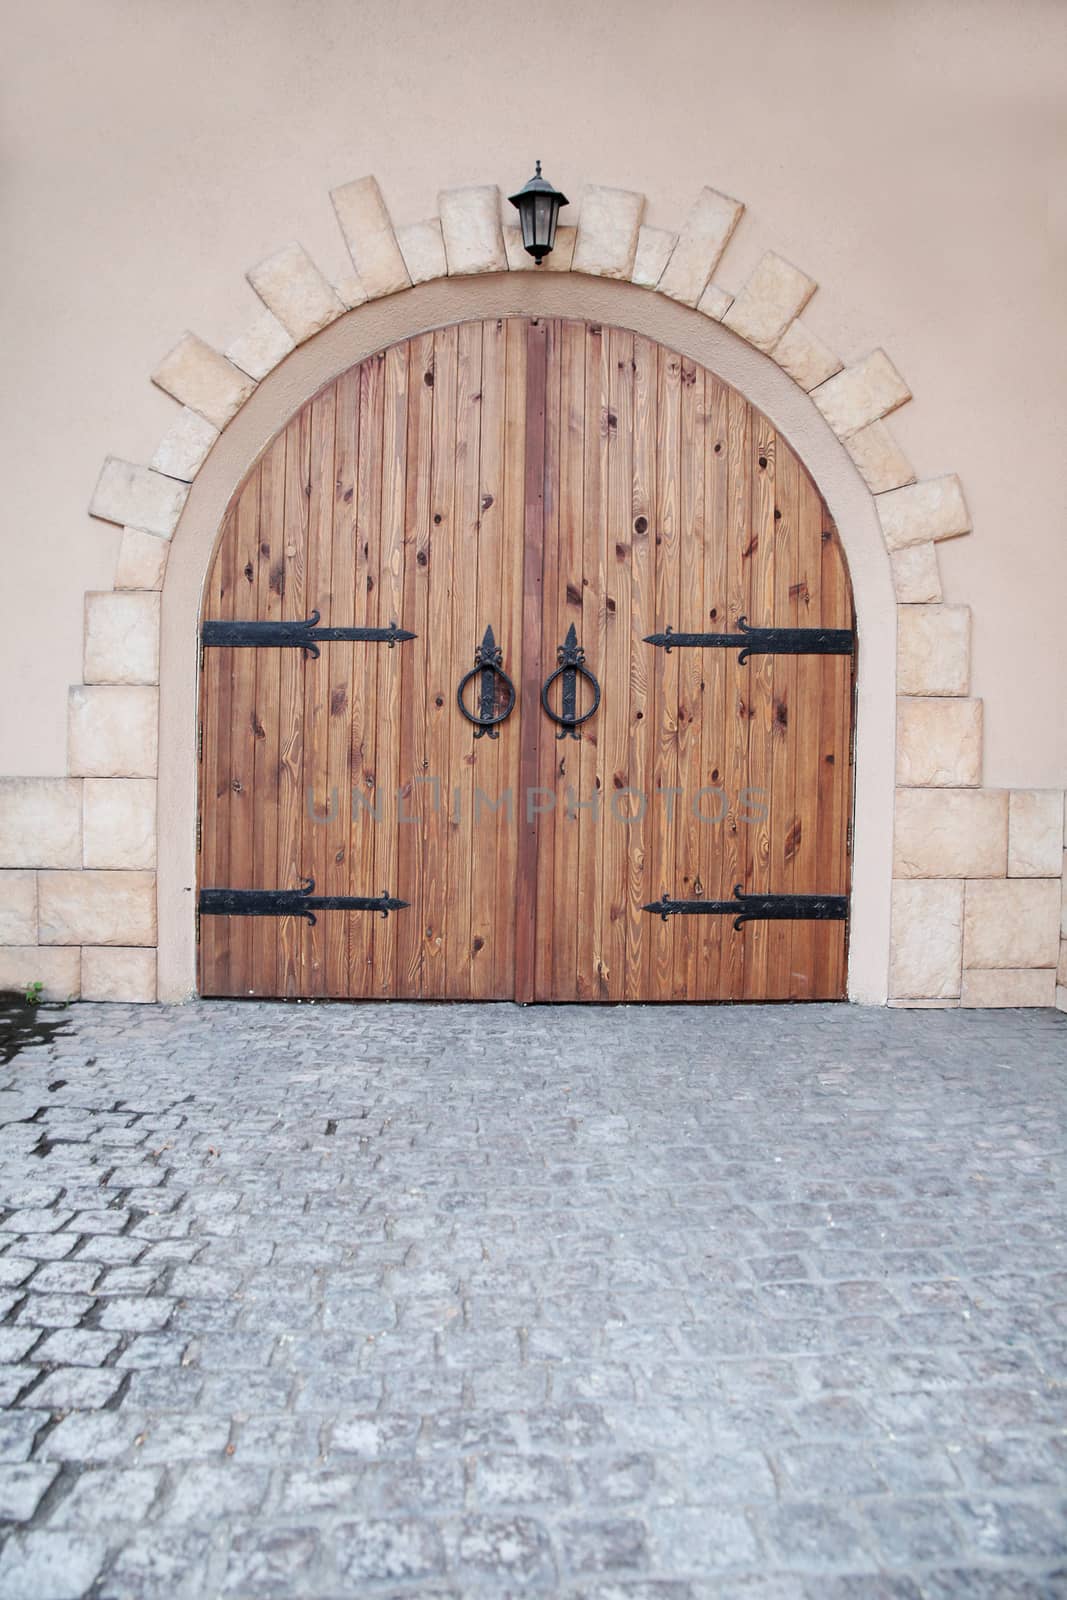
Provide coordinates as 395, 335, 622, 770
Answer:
199, 878, 407, 925
541, 623, 601, 740
201, 611, 414, 657
456, 624, 516, 738
644, 885, 848, 929
644, 617, 853, 662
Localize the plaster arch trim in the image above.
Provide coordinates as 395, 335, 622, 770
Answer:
65, 175, 1016, 1010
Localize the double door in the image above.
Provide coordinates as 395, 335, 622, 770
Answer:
198, 317, 854, 1001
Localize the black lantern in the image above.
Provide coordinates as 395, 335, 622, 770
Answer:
508, 161, 568, 263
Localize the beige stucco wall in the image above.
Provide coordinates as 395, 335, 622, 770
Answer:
2, 0, 1065, 786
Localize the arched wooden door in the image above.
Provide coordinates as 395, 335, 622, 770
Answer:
198, 318, 854, 1002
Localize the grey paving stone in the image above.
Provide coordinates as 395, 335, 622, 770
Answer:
1, 999, 1065, 1595
21, 1367, 125, 1410
0, 1329, 41, 1365
163, 1462, 270, 1522
0, 1530, 107, 1600
97, 1528, 209, 1600
0, 1411, 43, 1463
0, 1462, 58, 1521
49, 1467, 162, 1528
16, 1291, 93, 1328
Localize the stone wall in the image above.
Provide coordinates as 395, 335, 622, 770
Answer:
0, 176, 1062, 1008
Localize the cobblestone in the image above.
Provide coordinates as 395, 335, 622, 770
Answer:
0, 998, 1063, 1596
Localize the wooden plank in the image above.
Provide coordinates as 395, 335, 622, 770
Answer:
198, 508, 235, 995
224, 471, 263, 996
647, 342, 682, 1002
276, 408, 311, 998
396, 334, 434, 998
496, 317, 527, 998
547, 320, 587, 1001
600, 326, 634, 1001
533, 319, 562, 1000
444, 321, 484, 999
742, 413, 775, 1001
249, 435, 286, 996
573, 324, 608, 999
300, 385, 337, 997
371, 339, 410, 997
817, 509, 853, 998
514, 317, 548, 1003
717, 386, 751, 1001
468, 319, 508, 999
675, 354, 705, 999
349, 353, 384, 996
694, 375, 730, 999
768, 439, 800, 999
421, 326, 459, 996
624, 332, 657, 1001
324, 367, 360, 997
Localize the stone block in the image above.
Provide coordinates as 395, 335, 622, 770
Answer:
330, 176, 410, 299
811, 350, 911, 439
1057, 984, 1066, 1014
963, 879, 1060, 969
890, 544, 942, 604
83, 780, 156, 870
0, 872, 37, 944
332, 269, 369, 310
896, 698, 982, 788
897, 604, 970, 696
247, 243, 345, 343
722, 252, 816, 353
0, 780, 82, 868
151, 334, 255, 430
81, 947, 157, 1004
876, 475, 970, 551
960, 968, 1056, 1008
68, 687, 158, 779
696, 282, 733, 321
1008, 790, 1065, 877
38, 871, 157, 947
771, 320, 842, 392
0, 947, 80, 1001
225, 311, 295, 382
503, 223, 576, 273
656, 186, 742, 305
439, 186, 507, 275
889, 880, 963, 1000
631, 226, 676, 288
149, 408, 219, 482
89, 458, 188, 538
115, 529, 168, 593
83, 593, 160, 686
844, 420, 915, 494
396, 219, 447, 285
571, 185, 645, 280
893, 788, 1007, 879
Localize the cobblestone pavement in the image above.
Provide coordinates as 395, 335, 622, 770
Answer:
0, 999, 1064, 1598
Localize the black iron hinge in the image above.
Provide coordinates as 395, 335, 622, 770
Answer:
644, 617, 854, 662
644, 885, 848, 928
201, 611, 415, 656
198, 878, 408, 925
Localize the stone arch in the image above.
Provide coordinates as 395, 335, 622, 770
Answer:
7, 176, 1057, 1009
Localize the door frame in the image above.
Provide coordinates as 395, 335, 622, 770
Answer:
161, 276, 894, 1003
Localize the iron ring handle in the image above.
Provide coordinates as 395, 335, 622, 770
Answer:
456, 664, 516, 729
540, 660, 601, 728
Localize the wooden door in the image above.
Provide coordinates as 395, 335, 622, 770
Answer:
198, 317, 853, 1002
529, 322, 853, 1002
